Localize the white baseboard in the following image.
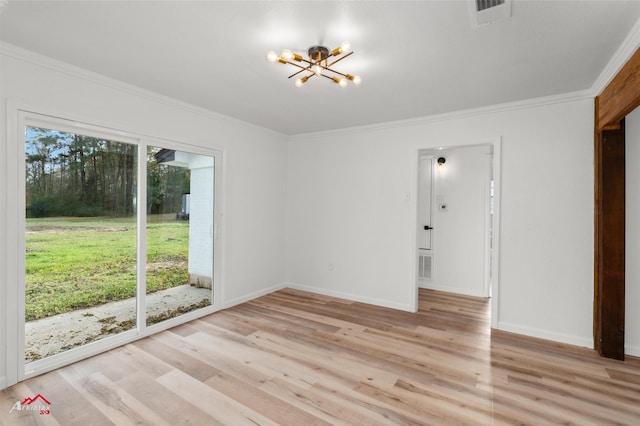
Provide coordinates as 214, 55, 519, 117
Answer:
497, 321, 592, 349
285, 282, 415, 313
625, 344, 640, 358
0, 376, 6, 390
223, 282, 285, 309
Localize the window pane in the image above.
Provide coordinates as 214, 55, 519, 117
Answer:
146, 147, 213, 325
25, 127, 137, 362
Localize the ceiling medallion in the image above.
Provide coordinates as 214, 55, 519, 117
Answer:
266, 42, 362, 88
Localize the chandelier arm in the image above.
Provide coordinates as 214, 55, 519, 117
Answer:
316, 51, 355, 78
283, 60, 314, 79
327, 51, 353, 67
321, 67, 348, 79
288, 67, 311, 79
319, 73, 336, 82
295, 52, 352, 75
284, 60, 310, 72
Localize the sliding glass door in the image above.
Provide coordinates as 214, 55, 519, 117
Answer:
18, 112, 221, 379
145, 146, 214, 325
24, 126, 138, 362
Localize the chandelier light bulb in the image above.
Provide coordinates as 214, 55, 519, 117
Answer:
266, 51, 278, 63
338, 79, 347, 88
312, 64, 322, 75
346, 74, 362, 85
332, 41, 351, 56
295, 76, 310, 87
281, 49, 293, 60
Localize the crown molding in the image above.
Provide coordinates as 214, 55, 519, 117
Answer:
0, 42, 285, 138
591, 15, 640, 96
289, 89, 594, 141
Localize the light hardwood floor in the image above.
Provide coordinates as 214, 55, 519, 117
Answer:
2, 288, 640, 425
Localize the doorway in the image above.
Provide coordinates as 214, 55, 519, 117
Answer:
414, 141, 501, 327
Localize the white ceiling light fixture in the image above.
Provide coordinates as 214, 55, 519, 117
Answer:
266, 42, 362, 88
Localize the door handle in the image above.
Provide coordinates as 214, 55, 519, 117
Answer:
424, 225, 433, 230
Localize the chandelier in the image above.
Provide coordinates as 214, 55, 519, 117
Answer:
266, 42, 362, 88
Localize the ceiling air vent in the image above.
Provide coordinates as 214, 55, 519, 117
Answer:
469, 0, 511, 28
476, 0, 504, 12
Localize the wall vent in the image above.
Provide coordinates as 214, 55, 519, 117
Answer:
469, 0, 511, 28
418, 252, 432, 280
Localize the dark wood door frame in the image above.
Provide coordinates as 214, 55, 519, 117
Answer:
594, 118, 625, 359
594, 48, 640, 359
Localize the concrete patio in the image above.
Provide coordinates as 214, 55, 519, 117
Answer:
25, 285, 211, 362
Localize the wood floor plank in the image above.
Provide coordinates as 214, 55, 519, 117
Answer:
183, 330, 322, 389
79, 344, 173, 382
152, 330, 275, 388
249, 297, 369, 332
59, 370, 171, 426
156, 369, 296, 426
14, 370, 109, 426
205, 372, 340, 425
3, 288, 640, 425
132, 335, 221, 382
116, 371, 221, 426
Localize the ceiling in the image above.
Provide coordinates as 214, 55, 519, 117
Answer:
2, 1, 640, 135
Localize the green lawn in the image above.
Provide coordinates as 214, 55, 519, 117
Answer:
26, 215, 189, 321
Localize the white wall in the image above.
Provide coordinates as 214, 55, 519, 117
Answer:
286, 131, 419, 311
626, 107, 640, 356
424, 145, 492, 297
287, 97, 594, 347
0, 45, 288, 387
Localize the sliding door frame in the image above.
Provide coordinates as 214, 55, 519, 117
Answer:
5, 104, 225, 385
